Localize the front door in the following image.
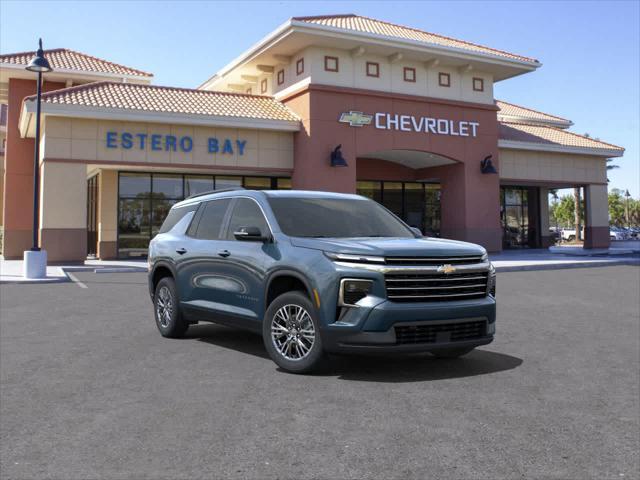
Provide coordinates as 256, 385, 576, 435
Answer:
86, 175, 99, 257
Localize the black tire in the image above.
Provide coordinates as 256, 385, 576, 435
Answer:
567, 235, 575, 242
431, 346, 475, 359
262, 291, 325, 374
153, 276, 189, 338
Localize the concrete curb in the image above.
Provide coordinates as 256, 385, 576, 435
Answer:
494, 259, 640, 273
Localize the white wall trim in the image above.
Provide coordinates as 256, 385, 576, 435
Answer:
20, 101, 301, 137
498, 140, 623, 158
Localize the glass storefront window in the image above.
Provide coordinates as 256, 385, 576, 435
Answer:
152, 174, 183, 199
185, 175, 214, 197
383, 182, 403, 217
244, 177, 272, 190
501, 186, 538, 248
117, 173, 290, 258
215, 176, 242, 190
277, 178, 292, 190
404, 183, 424, 230
119, 173, 151, 197
356, 181, 382, 203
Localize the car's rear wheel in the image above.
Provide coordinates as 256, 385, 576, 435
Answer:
431, 346, 475, 359
263, 291, 325, 374
154, 277, 189, 338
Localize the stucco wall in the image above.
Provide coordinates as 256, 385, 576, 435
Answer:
273, 46, 494, 105
499, 148, 607, 184
42, 117, 294, 171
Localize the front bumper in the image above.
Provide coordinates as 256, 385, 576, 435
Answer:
321, 296, 496, 354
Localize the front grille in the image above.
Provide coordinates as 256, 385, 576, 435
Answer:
395, 320, 487, 345
385, 271, 489, 302
385, 255, 484, 266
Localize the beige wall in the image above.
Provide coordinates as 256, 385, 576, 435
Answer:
268, 46, 494, 104
499, 148, 607, 184
40, 161, 86, 229
98, 169, 118, 244
42, 117, 294, 170
585, 184, 609, 228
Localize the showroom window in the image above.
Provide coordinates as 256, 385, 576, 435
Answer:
117, 173, 290, 258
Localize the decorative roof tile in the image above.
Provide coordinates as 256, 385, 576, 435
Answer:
499, 122, 623, 153
293, 14, 538, 64
497, 100, 571, 127
27, 81, 299, 122
0, 48, 152, 78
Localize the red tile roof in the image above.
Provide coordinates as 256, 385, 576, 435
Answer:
497, 100, 571, 127
0, 48, 152, 78
293, 14, 539, 64
499, 122, 624, 154
26, 81, 299, 122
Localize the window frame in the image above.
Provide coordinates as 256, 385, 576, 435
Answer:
189, 198, 233, 241
438, 72, 451, 87
260, 78, 268, 94
403, 67, 416, 83
472, 77, 484, 92
324, 55, 339, 72
366, 61, 380, 78
296, 58, 304, 75
245, 87, 252, 95
277, 69, 284, 85
223, 196, 274, 240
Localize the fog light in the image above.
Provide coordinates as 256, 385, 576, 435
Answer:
339, 279, 373, 306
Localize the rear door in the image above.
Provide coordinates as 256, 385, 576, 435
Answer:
176, 198, 232, 317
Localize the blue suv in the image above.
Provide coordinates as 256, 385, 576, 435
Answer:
148, 189, 496, 373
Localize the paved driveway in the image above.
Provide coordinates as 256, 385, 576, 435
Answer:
1, 266, 638, 479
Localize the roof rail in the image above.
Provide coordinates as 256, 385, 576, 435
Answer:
186, 187, 245, 200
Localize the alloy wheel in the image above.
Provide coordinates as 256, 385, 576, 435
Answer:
156, 285, 173, 328
271, 304, 316, 361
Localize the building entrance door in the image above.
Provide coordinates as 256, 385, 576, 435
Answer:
500, 186, 540, 248
87, 175, 99, 257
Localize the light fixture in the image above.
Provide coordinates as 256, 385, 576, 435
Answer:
480, 154, 497, 174
330, 144, 348, 167
26, 39, 53, 73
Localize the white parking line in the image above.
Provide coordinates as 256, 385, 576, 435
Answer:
66, 272, 88, 289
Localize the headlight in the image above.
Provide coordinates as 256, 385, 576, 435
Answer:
487, 266, 496, 297
325, 252, 385, 264
339, 278, 373, 306
481, 252, 489, 262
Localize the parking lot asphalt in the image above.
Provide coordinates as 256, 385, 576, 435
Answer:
1, 266, 639, 480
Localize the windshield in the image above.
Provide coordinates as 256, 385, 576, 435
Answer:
268, 197, 414, 238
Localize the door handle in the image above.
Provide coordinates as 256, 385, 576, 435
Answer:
217, 249, 231, 258
176, 248, 187, 255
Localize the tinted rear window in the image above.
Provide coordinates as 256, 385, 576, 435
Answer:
158, 203, 198, 234
267, 197, 413, 238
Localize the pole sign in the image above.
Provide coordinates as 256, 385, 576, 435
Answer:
105, 132, 247, 155
339, 111, 479, 137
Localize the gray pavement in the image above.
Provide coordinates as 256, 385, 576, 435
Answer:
1, 266, 639, 479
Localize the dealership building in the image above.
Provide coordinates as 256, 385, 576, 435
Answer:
0, 14, 624, 261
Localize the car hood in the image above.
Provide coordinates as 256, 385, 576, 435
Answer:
289, 236, 486, 257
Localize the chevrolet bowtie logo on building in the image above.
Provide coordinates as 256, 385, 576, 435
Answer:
437, 264, 457, 274
338, 111, 373, 127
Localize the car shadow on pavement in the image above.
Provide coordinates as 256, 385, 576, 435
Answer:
188, 324, 523, 382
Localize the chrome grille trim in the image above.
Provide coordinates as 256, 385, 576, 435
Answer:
334, 261, 491, 274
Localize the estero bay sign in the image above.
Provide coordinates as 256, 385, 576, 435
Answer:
105, 131, 248, 155
339, 111, 480, 137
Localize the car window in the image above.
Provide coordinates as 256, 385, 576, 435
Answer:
226, 198, 270, 240
193, 199, 231, 240
158, 203, 198, 234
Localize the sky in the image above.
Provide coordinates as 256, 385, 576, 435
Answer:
1, 0, 638, 197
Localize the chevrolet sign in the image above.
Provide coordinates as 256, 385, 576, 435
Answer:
338, 111, 373, 127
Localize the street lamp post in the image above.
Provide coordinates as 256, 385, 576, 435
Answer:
23, 39, 52, 279
624, 189, 631, 229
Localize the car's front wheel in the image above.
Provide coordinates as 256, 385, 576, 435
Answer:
263, 291, 325, 374
154, 276, 189, 338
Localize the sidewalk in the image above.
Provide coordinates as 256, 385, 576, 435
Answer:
0, 258, 147, 284
1, 250, 637, 284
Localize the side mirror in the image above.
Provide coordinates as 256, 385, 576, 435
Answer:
410, 227, 423, 237
234, 226, 268, 242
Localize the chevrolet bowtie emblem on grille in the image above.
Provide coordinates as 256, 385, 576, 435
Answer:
437, 264, 457, 274
338, 111, 373, 127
